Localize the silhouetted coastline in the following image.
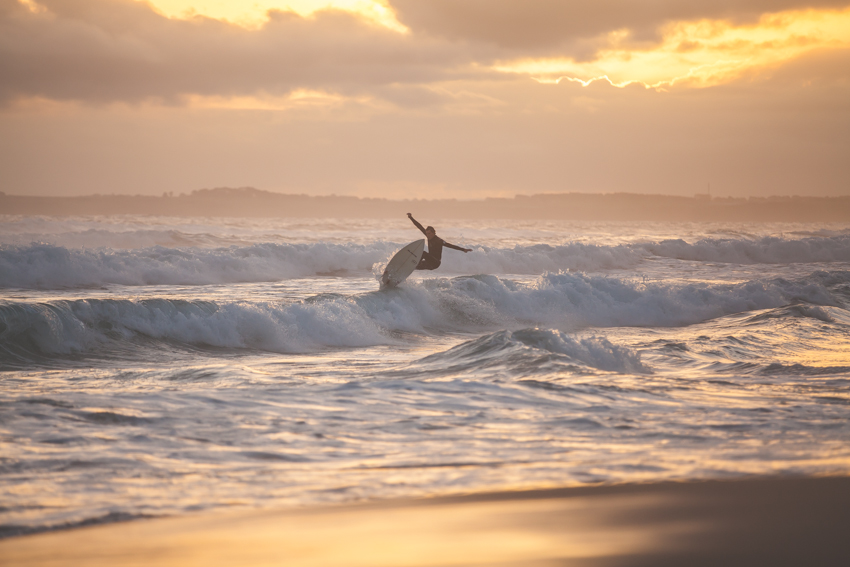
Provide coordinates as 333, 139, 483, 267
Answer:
3, 187, 850, 221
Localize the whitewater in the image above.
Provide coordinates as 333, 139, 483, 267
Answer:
2, 215, 850, 536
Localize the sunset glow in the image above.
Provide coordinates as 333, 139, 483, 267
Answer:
3, 0, 849, 198
2, 2, 850, 564
184, 89, 377, 112
495, 8, 850, 89
18, 0, 46, 13
141, 0, 407, 31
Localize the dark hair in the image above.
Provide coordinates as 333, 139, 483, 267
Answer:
426, 226, 435, 232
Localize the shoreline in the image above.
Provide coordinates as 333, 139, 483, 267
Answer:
2, 475, 849, 566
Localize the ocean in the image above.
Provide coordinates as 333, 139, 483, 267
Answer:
2, 215, 850, 536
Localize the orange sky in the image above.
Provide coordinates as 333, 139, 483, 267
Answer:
1, 0, 849, 198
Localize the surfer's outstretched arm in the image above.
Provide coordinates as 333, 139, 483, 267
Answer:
444, 241, 472, 253
407, 213, 427, 235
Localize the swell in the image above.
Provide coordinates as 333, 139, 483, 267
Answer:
0, 242, 396, 289
639, 234, 850, 264
1, 241, 643, 290
0, 297, 391, 367
4, 234, 850, 290
409, 328, 650, 377
2, 270, 847, 367
0, 228, 238, 250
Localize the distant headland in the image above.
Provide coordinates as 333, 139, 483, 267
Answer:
3, 188, 850, 222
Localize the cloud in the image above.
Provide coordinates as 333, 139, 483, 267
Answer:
752, 45, 850, 90
3, 66, 847, 198
389, 0, 850, 54
0, 0, 474, 104
2, 0, 848, 106
143, 0, 408, 32
492, 9, 850, 89
1, 2, 847, 199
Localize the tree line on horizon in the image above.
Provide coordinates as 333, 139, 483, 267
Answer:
3, 187, 849, 222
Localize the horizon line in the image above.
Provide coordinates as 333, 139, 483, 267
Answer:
4, 188, 849, 201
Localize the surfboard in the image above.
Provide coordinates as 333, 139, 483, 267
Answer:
380, 239, 425, 289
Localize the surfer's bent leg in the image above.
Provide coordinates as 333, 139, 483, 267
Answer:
415, 252, 441, 271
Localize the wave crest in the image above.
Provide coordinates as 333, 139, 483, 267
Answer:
416, 329, 650, 375
0, 243, 395, 289
5, 234, 850, 290
641, 235, 850, 264
2, 270, 845, 366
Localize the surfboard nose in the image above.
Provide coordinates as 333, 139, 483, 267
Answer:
380, 239, 425, 290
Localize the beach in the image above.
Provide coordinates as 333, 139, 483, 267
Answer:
3, 476, 849, 566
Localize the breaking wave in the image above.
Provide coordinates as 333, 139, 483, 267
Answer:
2, 270, 846, 367
639, 234, 850, 264
4, 233, 850, 290
0, 241, 646, 290
413, 329, 650, 376
0, 242, 396, 289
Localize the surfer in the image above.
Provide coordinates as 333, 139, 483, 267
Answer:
407, 213, 472, 270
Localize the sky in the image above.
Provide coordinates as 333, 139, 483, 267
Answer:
1, 0, 849, 199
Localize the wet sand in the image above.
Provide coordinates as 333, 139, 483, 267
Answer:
2, 476, 848, 567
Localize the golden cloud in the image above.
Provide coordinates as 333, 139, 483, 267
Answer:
493, 7, 850, 89
141, 0, 407, 32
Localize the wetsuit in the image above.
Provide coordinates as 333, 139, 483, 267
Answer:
409, 216, 467, 270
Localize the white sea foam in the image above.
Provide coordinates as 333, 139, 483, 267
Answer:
418, 328, 650, 374
638, 235, 850, 264
5, 233, 850, 290
6, 233, 850, 289
415, 270, 842, 329
0, 229, 230, 249
509, 329, 649, 373
0, 243, 396, 289
0, 297, 390, 360
436, 242, 641, 274
0, 242, 645, 289
2, 271, 845, 362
